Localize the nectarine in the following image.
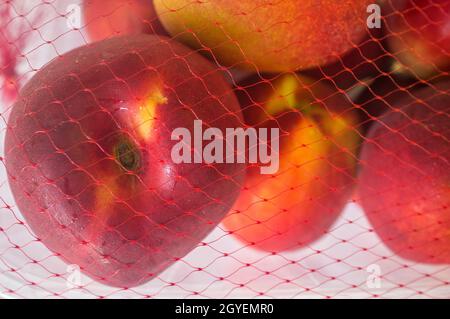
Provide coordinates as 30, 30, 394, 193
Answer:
358, 81, 450, 263
301, 27, 393, 91
5, 34, 244, 287
385, 0, 450, 78
83, 0, 165, 42
154, 0, 374, 72
222, 74, 361, 252
0, 3, 38, 104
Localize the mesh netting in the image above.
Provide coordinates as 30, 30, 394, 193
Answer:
0, 0, 449, 298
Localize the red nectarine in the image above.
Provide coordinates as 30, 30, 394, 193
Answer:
5, 34, 244, 287
83, 0, 165, 42
358, 81, 450, 263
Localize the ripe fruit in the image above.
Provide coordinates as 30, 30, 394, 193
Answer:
83, 0, 165, 42
222, 74, 361, 252
358, 81, 450, 263
385, 0, 450, 78
5, 35, 244, 287
154, 0, 373, 73
0, 29, 19, 104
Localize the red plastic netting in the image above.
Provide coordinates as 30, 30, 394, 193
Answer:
0, 0, 449, 298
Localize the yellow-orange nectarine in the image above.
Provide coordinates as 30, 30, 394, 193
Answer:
222, 74, 362, 252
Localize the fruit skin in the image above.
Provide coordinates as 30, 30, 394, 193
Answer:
222, 74, 361, 252
83, 0, 165, 42
5, 35, 244, 287
154, 0, 373, 73
358, 81, 450, 263
385, 0, 450, 79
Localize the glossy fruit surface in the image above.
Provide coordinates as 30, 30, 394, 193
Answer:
5, 35, 244, 287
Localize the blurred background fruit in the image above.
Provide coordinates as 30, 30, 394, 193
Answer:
358, 80, 450, 263
0, 3, 42, 105
83, 0, 165, 42
222, 74, 361, 252
384, 0, 450, 79
5, 34, 244, 287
